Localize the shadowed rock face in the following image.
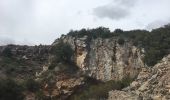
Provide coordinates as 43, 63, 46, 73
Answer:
53, 35, 145, 81
108, 55, 170, 100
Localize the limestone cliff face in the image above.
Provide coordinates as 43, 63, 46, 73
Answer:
53, 35, 145, 81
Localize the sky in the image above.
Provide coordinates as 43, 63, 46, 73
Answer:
0, 0, 170, 45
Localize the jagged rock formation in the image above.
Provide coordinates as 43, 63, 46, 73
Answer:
108, 54, 170, 100
53, 35, 145, 81
35, 71, 85, 100
43, 76, 84, 99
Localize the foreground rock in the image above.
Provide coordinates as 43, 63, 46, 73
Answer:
108, 54, 170, 100
108, 90, 139, 100
43, 76, 84, 99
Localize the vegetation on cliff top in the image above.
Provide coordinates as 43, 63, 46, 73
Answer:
0, 78, 43, 100
67, 25, 170, 66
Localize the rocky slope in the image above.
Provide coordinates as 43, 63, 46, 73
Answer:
0, 45, 50, 79
53, 35, 145, 81
1, 26, 170, 100
30, 34, 145, 99
108, 54, 170, 100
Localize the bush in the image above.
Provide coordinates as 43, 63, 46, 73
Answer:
114, 29, 124, 33
50, 41, 74, 63
35, 91, 47, 100
24, 78, 40, 92
118, 38, 125, 45
70, 76, 133, 100
2, 47, 13, 57
0, 79, 24, 100
48, 60, 57, 70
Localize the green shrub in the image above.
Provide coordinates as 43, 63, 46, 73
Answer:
35, 91, 47, 100
70, 76, 133, 100
0, 79, 24, 100
2, 47, 13, 57
114, 29, 124, 33
50, 41, 74, 63
48, 60, 57, 70
24, 78, 40, 92
49, 41, 78, 71
118, 38, 125, 45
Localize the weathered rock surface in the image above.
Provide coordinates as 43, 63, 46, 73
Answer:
41, 73, 85, 100
108, 90, 139, 100
54, 35, 145, 81
108, 54, 170, 100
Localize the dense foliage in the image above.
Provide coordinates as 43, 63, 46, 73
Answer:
0, 79, 24, 100
50, 41, 74, 63
124, 25, 170, 66
49, 41, 77, 71
1, 46, 13, 57
0, 78, 44, 100
24, 78, 40, 92
68, 27, 113, 39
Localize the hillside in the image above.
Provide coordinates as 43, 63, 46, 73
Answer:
0, 25, 170, 100
108, 54, 170, 100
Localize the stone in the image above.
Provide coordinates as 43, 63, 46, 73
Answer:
55, 35, 145, 81
108, 55, 170, 100
108, 90, 139, 100
138, 81, 149, 92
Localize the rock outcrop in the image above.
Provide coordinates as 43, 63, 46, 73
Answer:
108, 90, 139, 100
108, 54, 170, 100
37, 71, 85, 100
53, 35, 145, 81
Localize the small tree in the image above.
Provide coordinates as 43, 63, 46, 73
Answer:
24, 78, 40, 92
2, 47, 13, 57
50, 41, 74, 63
118, 38, 125, 45
114, 29, 124, 33
0, 79, 24, 100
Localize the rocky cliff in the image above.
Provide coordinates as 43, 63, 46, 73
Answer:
108, 54, 170, 100
1, 26, 170, 100
53, 35, 145, 81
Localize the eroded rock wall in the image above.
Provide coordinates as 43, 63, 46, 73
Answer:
54, 35, 145, 81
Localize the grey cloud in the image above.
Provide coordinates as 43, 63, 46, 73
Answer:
146, 20, 170, 30
1, 0, 170, 45
93, 6, 129, 20
115, 0, 137, 7
0, 36, 35, 46
0, 37, 15, 45
93, 0, 137, 20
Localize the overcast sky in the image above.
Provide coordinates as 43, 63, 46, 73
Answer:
0, 0, 170, 45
